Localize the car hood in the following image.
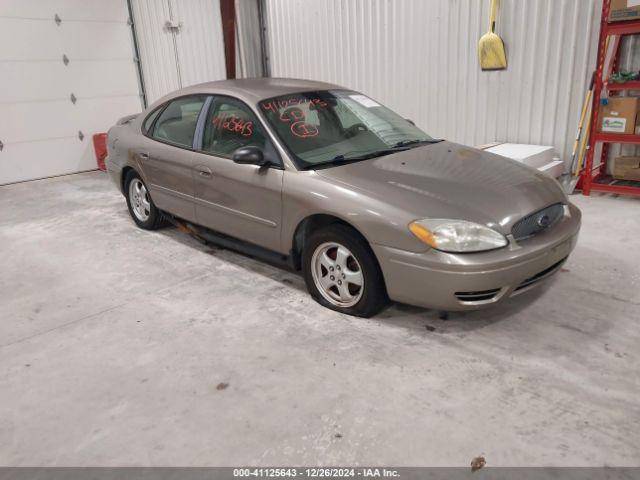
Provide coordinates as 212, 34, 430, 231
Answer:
315, 141, 566, 233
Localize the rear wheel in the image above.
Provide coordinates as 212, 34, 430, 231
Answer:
124, 170, 166, 230
302, 224, 388, 317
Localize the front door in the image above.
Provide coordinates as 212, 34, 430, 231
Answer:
192, 96, 283, 253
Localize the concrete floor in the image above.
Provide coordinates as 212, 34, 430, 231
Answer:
0, 171, 639, 467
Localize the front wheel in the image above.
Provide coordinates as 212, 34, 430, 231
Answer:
302, 224, 389, 317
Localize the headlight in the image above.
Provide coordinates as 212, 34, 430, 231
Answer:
409, 219, 507, 253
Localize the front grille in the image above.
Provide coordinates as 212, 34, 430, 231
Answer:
512, 203, 564, 241
455, 288, 502, 303
514, 257, 567, 292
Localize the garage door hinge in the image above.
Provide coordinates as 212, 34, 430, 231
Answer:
78, 131, 84, 142
70, 93, 77, 104
165, 20, 182, 31
54, 14, 61, 26
62, 54, 69, 66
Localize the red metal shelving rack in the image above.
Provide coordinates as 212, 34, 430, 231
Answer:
579, 0, 640, 197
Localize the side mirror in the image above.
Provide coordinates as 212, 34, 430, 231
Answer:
232, 146, 266, 166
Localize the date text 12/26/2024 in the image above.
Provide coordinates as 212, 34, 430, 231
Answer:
233, 468, 399, 478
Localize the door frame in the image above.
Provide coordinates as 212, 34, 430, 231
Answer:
190, 93, 285, 251
192, 94, 283, 167
126, 0, 148, 108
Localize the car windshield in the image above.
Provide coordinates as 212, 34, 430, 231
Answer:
258, 90, 438, 169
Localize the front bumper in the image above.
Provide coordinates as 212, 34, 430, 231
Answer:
372, 203, 581, 311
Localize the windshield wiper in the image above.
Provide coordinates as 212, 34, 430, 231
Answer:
393, 139, 443, 148
308, 140, 445, 170
330, 148, 407, 162
310, 149, 402, 170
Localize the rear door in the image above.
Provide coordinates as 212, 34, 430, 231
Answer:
191, 96, 283, 252
139, 95, 207, 221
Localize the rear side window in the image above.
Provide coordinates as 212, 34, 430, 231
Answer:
142, 106, 163, 134
151, 96, 206, 148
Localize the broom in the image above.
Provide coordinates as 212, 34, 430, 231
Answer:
478, 0, 507, 71
559, 73, 596, 194
575, 106, 593, 177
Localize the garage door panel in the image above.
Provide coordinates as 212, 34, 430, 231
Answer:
0, 0, 142, 184
76, 96, 142, 134
0, 61, 140, 103
0, 19, 64, 60
61, 22, 134, 59
0, 20, 133, 60
0, 96, 141, 144
1, 101, 76, 142
68, 61, 139, 99
1, 0, 129, 22
0, 138, 97, 185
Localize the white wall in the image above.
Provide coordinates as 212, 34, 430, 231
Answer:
265, 0, 603, 168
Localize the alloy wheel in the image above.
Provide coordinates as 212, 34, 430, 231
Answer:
311, 242, 364, 308
129, 178, 151, 222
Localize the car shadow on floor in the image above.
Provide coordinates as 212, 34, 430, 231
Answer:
378, 283, 551, 333
158, 226, 308, 292
158, 225, 551, 333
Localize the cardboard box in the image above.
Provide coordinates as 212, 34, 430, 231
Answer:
609, 0, 640, 22
613, 156, 640, 181
599, 97, 639, 134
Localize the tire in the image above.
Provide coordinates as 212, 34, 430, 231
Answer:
302, 224, 389, 317
124, 170, 166, 230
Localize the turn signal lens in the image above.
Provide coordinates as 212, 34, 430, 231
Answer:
409, 222, 438, 248
409, 219, 508, 253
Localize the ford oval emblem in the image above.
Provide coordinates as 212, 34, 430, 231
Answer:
537, 214, 551, 228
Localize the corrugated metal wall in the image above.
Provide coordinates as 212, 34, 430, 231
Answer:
170, 0, 227, 89
131, 0, 227, 104
265, 0, 603, 168
131, 0, 179, 104
235, 0, 264, 78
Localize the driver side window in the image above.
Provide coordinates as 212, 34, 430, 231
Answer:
202, 97, 267, 157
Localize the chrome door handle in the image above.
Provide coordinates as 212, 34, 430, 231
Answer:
139, 152, 149, 160
197, 167, 213, 178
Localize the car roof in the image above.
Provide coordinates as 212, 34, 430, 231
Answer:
151, 77, 346, 108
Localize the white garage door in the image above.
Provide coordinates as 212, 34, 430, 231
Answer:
0, 0, 143, 185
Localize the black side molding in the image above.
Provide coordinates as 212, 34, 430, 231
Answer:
165, 214, 297, 271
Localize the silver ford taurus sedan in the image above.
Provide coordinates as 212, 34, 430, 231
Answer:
106, 78, 580, 317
